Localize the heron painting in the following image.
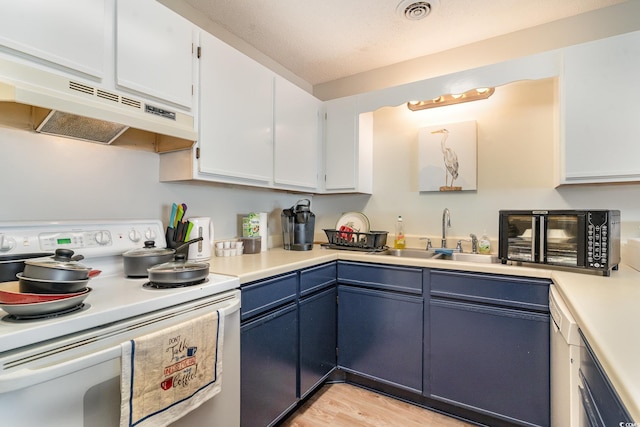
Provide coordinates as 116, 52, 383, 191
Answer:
418, 121, 477, 192
431, 128, 459, 189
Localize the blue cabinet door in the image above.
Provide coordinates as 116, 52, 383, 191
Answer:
429, 298, 550, 426
579, 333, 633, 426
241, 303, 298, 427
299, 286, 337, 398
338, 285, 423, 393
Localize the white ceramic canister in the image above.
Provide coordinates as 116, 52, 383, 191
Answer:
186, 217, 214, 261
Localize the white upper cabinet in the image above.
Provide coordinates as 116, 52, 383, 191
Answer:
116, 0, 195, 109
0, 0, 106, 78
160, 30, 323, 192
274, 76, 321, 191
560, 31, 640, 184
195, 30, 274, 184
0, 0, 196, 114
323, 96, 373, 194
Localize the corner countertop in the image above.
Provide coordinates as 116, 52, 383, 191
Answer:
551, 265, 640, 422
208, 245, 640, 421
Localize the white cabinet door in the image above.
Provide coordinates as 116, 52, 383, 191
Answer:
323, 96, 372, 193
116, 0, 195, 109
197, 31, 274, 184
561, 31, 640, 184
324, 97, 357, 191
0, 0, 105, 78
274, 76, 321, 190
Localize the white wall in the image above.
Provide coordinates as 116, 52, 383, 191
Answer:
0, 126, 308, 243
312, 78, 640, 249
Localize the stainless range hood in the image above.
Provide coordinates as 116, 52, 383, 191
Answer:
0, 57, 197, 148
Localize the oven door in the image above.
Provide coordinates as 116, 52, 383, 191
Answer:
499, 212, 542, 263
0, 290, 240, 427
544, 214, 584, 268
500, 212, 586, 267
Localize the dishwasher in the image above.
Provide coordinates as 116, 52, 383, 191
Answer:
549, 284, 583, 427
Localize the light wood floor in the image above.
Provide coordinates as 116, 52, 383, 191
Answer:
280, 383, 476, 427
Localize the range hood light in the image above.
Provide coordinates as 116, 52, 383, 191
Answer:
407, 87, 495, 111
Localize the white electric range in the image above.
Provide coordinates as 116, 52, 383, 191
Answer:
0, 219, 240, 427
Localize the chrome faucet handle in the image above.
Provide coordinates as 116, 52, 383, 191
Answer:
419, 237, 432, 250
456, 239, 471, 253
469, 233, 478, 253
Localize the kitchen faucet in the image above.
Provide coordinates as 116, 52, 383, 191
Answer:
441, 208, 451, 248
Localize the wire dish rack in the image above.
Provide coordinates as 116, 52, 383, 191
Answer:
323, 229, 388, 252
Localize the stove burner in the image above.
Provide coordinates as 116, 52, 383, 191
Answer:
143, 278, 209, 289
2, 303, 90, 322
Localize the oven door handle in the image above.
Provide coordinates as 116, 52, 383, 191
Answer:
539, 215, 545, 263
0, 344, 122, 393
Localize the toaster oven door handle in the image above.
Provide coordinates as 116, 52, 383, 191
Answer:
539, 215, 545, 263
531, 217, 536, 262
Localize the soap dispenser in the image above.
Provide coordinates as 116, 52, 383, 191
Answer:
478, 232, 491, 254
394, 216, 406, 249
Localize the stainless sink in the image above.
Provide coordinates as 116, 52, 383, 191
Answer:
382, 248, 445, 259
450, 252, 499, 264
380, 248, 499, 264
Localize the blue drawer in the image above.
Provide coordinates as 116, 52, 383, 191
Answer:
430, 270, 550, 311
241, 272, 297, 320
300, 262, 336, 296
337, 261, 423, 295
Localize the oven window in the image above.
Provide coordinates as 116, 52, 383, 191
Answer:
546, 215, 578, 266
505, 215, 535, 261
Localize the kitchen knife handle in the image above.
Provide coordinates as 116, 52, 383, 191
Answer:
175, 222, 185, 242
169, 203, 178, 229
185, 221, 194, 241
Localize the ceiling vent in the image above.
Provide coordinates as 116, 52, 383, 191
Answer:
396, 0, 440, 21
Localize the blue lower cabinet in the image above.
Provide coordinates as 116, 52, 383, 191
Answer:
241, 303, 298, 427
579, 332, 632, 426
338, 285, 423, 393
429, 298, 550, 426
299, 286, 337, 398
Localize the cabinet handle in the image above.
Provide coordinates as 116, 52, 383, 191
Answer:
578, 370, 605, 427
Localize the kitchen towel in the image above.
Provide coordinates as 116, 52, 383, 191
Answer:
119, 310, 224, 427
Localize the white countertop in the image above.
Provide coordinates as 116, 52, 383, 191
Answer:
551, 265, 640, 422
208, 245, 640, 421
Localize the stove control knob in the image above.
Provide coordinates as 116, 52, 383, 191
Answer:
0, 235, 16, 252
94, 231, 112, 246
128, 229, 142, 243
144, 228, 157, 241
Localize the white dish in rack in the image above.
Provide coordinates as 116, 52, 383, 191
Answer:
336, 212, 370, 233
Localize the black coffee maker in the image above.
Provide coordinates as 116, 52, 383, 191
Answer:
281, 199, 315, 251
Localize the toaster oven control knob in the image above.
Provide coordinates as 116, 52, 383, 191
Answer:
94, 231, 112, 246
0, 235, 16, 252
128, 229, 142, 243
